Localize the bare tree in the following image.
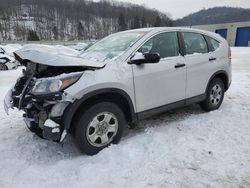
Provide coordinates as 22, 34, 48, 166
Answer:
0, 0, 173, 41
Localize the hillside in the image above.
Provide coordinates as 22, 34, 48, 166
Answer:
0, 0, 172, 41
175, 7, 250, 26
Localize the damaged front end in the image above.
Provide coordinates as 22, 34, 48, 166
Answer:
4, 62, 84, 142
4, 48, 105, 142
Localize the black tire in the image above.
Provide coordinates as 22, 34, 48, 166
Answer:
0, 63, 8, 70
200, 78, 225, 112
74, 102, 126, 155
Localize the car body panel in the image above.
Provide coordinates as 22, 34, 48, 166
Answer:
64, 58, 137, 111
184, 33, 231, 98
185, 52, 217, 98
132, 55, 186, 112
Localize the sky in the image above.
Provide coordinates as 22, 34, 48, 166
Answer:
114, 0, 250, 19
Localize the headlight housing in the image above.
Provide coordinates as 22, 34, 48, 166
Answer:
32, 72, 82, 95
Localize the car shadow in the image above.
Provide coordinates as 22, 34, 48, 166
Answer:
12, 104, 204, 163
123, 104, 205, 138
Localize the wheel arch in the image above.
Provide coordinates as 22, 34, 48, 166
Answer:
62, 88, 136, 132
206, 70, 229, 94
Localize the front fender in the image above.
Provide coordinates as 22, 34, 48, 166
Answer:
61, 88, 136, 131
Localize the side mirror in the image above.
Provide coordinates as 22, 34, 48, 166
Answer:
129, 52, 160, 65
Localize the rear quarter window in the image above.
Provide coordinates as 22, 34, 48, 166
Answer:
206, 36, 221, 51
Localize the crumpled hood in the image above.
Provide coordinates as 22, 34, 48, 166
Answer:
14, 45, 106, 68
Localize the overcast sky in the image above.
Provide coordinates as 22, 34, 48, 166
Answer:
114, 0, 250, 19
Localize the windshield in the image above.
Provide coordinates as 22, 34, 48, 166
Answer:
79, 31, 147, 62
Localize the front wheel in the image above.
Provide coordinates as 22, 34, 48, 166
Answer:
74, 102, 126, 155
200, 78, 225, 112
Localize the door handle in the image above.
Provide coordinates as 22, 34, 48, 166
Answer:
209, 57, 216, 61
175, 63, 186, 69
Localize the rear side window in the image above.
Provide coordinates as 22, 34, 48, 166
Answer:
206, 36, 220, 51
139, 32, 179, 58
182, 32, 208, 55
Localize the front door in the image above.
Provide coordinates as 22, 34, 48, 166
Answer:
131, 32, 187, 112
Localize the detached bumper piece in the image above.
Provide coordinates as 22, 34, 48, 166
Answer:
43, 126, 61, 141
21, 92, 64, 141
43, 119, 61, 141
23, 117, 62, 141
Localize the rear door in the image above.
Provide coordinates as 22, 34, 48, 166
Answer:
132, 31, 187, 112
182, 32, 218, 98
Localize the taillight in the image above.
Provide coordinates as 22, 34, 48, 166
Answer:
228, 47, 231, 59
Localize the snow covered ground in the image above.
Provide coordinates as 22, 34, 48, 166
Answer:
0, 47, 250, 188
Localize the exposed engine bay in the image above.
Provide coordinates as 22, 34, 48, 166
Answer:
4, 50, 104, 142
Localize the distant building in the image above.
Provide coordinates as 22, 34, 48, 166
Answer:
192, 21, 250, 47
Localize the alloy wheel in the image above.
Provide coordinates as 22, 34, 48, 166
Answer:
86, 112, 118, 147
210, 84, 222, 106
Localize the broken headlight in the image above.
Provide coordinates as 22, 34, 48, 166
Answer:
32, 72, 82, 95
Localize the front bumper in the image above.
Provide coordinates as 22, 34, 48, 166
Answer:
4, 84, 69, 142
23, 117, 62, 141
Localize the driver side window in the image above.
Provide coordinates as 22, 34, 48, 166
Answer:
138, 32, 179, 58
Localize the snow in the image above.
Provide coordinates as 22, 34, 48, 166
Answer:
0, 44, 22, 57
68, 42, 89, 51
0, 44, 21, 70
0, 47, 250, 187
52, 128, 60, 133
44, 119, 60, 128
14, 45, 106, 68
0, 43, 81, 57
21, 44, 80, 56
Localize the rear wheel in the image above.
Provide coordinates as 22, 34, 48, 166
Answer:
74, 102, 126, 155
0, 63, 8, 70
200, 78, 225, 112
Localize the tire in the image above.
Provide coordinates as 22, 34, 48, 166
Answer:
74, 102, 126, 155
200, 78, 225, 112
0, 63, 8, 70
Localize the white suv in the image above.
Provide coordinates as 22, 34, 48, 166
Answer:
4, 27, 232, 155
